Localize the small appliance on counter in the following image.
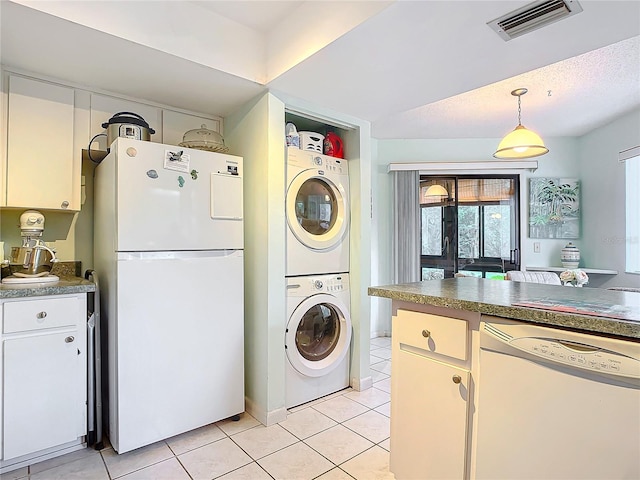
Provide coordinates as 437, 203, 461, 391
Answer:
102, 112, 155, 150
1, 210, 59, 284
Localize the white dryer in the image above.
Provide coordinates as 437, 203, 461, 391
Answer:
286, 148, 349, 276
285, 273, 351, 409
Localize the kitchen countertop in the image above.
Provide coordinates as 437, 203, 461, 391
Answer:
0, 276, 95, 299
368, 278, 640, 340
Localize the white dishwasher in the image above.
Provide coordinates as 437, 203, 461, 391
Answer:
474, 318, 640, 480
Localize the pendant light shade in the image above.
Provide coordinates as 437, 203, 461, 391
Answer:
425, 184, 448, 197
494, 88, 548, 159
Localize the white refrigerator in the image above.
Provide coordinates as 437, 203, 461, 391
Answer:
94, 138, 244, 453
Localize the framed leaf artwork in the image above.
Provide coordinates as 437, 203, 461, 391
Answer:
529, 178, 580, 239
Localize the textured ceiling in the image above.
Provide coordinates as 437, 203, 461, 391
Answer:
374, 36, 640, 138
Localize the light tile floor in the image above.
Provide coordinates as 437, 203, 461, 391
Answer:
4, 336, 394, 480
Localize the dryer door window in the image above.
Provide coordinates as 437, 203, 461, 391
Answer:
295, 179, 337, 235
296, 303, 340, 361
286, 171, 349, 251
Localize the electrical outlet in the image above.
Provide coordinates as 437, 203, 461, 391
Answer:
533, 242, 540, 253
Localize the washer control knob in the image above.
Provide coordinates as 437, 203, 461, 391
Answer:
314, 280, 323, 290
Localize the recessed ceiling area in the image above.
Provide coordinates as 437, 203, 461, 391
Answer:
1, 0, 638, 139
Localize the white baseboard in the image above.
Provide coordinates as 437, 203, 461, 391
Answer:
351, 375, 373, 392
266, 407, 287, 425
244, 396, 287, 426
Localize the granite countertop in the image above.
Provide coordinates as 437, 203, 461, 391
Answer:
0, 276, 95, 299
369, 278, 640, 340
0, 261, 95, 299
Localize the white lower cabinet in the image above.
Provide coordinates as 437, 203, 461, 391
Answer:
391, 309, 470, 480
0, 294, 87, 467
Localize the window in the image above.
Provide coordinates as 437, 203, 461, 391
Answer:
420, 175, 520, 279
626, 155, 640, 274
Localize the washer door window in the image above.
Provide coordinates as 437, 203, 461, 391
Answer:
287, 171, 348, 251
286, 294, 352, 378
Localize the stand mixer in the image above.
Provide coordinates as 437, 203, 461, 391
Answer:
1, 210, 59, 284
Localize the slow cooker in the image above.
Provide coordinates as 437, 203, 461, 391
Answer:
102, 112, 155, 148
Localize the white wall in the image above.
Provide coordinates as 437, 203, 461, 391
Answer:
225, 92, 288, 425
579, 109, 640, 289
371, 137, 582, 334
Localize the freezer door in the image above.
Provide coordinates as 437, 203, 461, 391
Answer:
112, 138, 243, 251
111, 250, 244, 454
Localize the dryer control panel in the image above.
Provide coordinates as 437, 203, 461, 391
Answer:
287, 273, 350, 296
288, 147, 347, 175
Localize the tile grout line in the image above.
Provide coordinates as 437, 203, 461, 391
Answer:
16, 340, 392, 480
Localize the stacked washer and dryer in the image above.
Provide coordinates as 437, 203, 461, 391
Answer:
285, 145, 352, 409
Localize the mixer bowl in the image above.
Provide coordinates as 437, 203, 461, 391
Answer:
8, 246, 55, 275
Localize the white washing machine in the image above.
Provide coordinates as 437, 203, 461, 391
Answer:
286, 147, 349, 276
285, 273, 352, 409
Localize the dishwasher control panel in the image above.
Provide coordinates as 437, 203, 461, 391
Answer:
509, 336, 640, 379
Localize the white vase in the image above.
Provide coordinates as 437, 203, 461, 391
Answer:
561, 242, 580, 268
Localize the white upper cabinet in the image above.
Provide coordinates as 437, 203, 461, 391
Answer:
89, 93, 162, 152
162, 110, 221, 148
5, 75, 79, 211
1, 70, 226, 213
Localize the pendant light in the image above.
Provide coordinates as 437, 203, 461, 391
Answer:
425, 184, 448, 197
493, 88, 548, 159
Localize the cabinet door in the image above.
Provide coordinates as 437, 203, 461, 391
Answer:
3, 331, 81, 460
390, 347, 470, 479
6, 75, 77, 210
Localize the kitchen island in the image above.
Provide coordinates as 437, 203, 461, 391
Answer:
369, 277, 640, 339
368, 278, 640, 479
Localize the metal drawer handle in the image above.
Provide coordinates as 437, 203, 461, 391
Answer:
65, 336, 75, 343
452, 375, 462, 384
422, 329, 431, 338
36, 311, 47, 320
61, 200, 69, 209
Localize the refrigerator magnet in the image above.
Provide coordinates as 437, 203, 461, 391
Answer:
164, 150, 190, 173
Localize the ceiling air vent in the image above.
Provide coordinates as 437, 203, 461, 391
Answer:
488, 0, 583, 41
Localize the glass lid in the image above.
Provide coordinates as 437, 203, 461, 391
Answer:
179, 124, 229, 153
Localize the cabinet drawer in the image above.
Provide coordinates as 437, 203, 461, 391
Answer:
394, 309, 467, 361
3, 297, 78, 333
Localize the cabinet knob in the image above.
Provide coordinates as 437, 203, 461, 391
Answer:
421, 329, 431, 338
452, 375, 462, 384
61, 200, 69, 209
65, 336, 75, 343
36, 311, 47, 320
